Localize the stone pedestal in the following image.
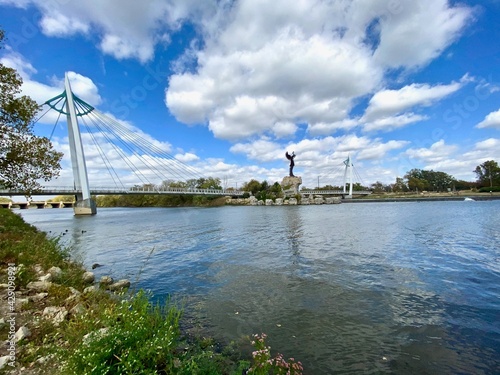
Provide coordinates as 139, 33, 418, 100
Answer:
281, 176, 302, 196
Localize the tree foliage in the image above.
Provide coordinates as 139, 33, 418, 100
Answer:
474, 160, 500, 188
404, 169, 454, 191
0, 29, 62, 195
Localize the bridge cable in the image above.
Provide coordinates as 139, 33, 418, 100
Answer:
86, 110, 177, 186
91, 109, 203, 183
79, 115, 127, 189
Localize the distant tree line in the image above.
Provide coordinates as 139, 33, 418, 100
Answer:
94, 177, 225, 207
370, 160, 500, 194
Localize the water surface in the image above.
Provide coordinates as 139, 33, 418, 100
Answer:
19, 201, 500, 374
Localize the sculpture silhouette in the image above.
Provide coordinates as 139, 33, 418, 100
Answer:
285, 151, 296, 177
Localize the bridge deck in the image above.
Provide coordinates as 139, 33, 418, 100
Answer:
0, 187, 244, 196
301, 190, 372, 195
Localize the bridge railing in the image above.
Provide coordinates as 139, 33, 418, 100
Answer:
300, 190, 372, 195
0, 187, 245, 196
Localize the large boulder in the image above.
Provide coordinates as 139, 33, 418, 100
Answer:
281, 176, 302, 195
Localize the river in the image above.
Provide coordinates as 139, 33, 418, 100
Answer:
19, 201, 500, 374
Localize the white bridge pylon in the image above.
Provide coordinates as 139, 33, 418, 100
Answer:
64, 73, 97, 215
343, 155, 353, 199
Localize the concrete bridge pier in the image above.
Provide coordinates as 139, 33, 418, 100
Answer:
30, 201, 47, 209
73, 195, 96, 215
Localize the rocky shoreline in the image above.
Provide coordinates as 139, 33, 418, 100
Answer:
0, 262, 130, 374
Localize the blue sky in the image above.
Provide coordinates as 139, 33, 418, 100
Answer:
1, 0, 500, 190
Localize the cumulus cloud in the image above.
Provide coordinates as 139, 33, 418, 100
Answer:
363, 80, 463, 121
165, 0, 472, 140
3, 0, 473, 139
2, 0, 216, 62
0, 51, 101, 123
372, 1, 472, 68
404, 139, 458, 164
476, 109, 500, 129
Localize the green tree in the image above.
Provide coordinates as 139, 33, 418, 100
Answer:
407, 176, 427, 192
392, 177, 408, 192
196, 177, 222, 190
371, 181, 385, 193
0, 29, 62, 195
474, 160, 500, 188
404, 168, 454, 192
242, 179, 261, 195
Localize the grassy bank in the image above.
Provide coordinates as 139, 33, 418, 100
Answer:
0, 209, 302, 374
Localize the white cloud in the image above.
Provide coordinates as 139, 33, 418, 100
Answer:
175, 152, 199, 162
40, 11, 89, 36
363, 113, 428, 132
363, 80, 463, 122
400, 138, 500, 181
3, 0, 473, 139
165, 0, 472, 140
3, 0, 217, 62
473, 138, 500, 151
404, 139, 458, 164
372, 0, 472, 68
0, 51, 101, 123
476, 109, 500, 129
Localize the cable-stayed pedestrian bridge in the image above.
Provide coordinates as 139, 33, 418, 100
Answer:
3, 72, 369, 214
0, 186, 242, 196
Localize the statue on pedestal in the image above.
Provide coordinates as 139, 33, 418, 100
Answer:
285, 151, 296, 177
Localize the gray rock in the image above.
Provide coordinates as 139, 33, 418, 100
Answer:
33, 264, 44, 276
107, 279, 131, 291
288, 198, 298, 205
26, 281, 52, 292
48, 266, 62, 278
15, 326, 31, 342
100, 276, 114, 286
29, 293, 48, 303
0, 356, 11, 370
38, 273, 52, 282
314, 197, 324, 205
265, 199, 273, 206
83, 286, 96, 294
83, 327, 109, 344
42, 306, 68, 325
82, 271, 95, 284
35, 354, 54, 365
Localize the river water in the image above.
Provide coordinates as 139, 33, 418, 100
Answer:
19, 201, 500, 374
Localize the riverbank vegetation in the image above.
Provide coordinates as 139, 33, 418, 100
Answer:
0, 208, 303, 374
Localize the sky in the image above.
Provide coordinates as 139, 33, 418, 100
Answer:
1, 0, 500, 191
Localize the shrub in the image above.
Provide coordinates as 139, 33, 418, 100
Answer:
478, 186, 500, 192
60, 291, 181, 374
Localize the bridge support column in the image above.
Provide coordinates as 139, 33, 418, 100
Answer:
343, 155, 353, 199
65, 73, 96, 215
73, 198, 97, 215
